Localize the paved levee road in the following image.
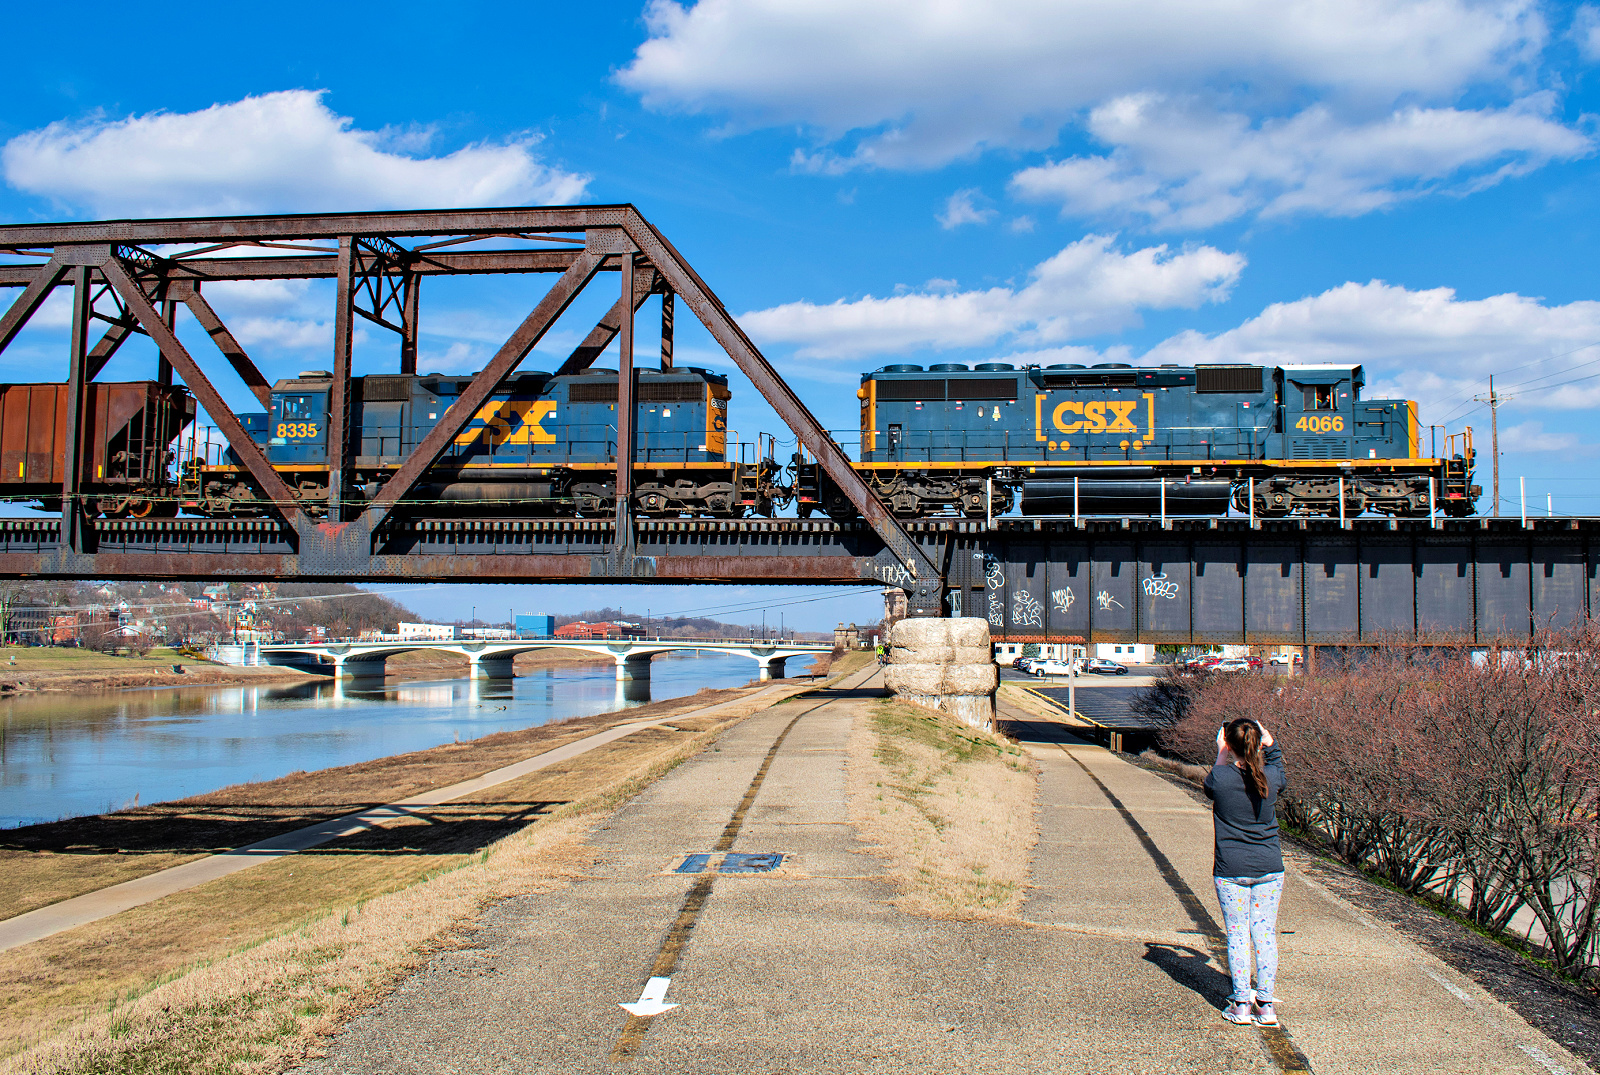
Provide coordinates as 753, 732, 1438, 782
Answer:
297, 668, 1590, 1074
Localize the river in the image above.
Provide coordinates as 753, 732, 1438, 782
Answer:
0, 652, 763, 828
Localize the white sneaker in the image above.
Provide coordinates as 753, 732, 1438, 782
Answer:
1252, 1001, 1278, 1026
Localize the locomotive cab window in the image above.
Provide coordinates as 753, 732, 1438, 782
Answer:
279, 395, 320, 421
1303, 385, 1335, 411
274, 394, 324, 439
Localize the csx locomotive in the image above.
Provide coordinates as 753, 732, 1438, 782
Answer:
833, 360, 1477, 519
0, 358, 1477, 520
193, 365, 784, 518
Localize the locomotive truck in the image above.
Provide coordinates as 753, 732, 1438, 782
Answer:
0, 359, 1477, 521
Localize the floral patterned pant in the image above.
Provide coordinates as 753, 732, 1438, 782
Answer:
1214, 871, 1284, 1004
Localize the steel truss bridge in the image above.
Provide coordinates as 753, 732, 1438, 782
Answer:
0, 205, 1593, 642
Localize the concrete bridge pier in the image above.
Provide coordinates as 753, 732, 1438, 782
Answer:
467, 654, 516, 679
616, 654, 653, 683
757, 655, 788, 682
333, 655, 387, 679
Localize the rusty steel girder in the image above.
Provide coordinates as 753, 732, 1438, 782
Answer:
0, 205, 942, 606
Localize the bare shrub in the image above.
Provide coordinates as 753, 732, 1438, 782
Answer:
1162, 626, 1600, 975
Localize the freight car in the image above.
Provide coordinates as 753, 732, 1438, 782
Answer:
807, 361, 1478, 519
0, 381, 193, 518
184, 366, 787, 518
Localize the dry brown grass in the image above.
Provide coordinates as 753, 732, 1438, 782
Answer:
0, 676, 835, 1074
848, 699, 1038, 920
1138, 749, 1209, 785
0, 685, 761, 919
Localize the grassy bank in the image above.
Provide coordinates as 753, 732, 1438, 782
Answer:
0, 647, 317, 694
847, 700, 1038, 919
0, 674, 827, 1073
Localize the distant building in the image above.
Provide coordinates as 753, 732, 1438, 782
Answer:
1095, 643, 1155, 663
398, 622, 456, 641
515, 614, 554, 639
461, 627, 515, 640
554, 620, 644, 640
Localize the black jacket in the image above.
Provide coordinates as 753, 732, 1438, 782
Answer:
1204, 742, 1287, 878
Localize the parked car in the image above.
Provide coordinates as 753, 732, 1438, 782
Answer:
1269, 653, 1290, 666
1182, 655, 1224, 672
1013, 656, 1036, 673
1213, 658, 1252, 673
1085, 657, 1129, 675
1030, 658, 1074, 677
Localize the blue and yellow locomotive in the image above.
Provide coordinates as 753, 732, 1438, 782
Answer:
811, 360, 1477, 518
189, 365, 784, 518
177, 358, 1476, 521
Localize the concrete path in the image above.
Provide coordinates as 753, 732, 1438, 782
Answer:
0, 681, 806, 955
297, 681, 1591, 1075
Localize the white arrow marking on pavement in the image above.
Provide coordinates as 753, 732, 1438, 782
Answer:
619, 976, 678, 1017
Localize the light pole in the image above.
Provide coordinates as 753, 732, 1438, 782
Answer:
471, 606, 476, 638
762, 609, 767, 639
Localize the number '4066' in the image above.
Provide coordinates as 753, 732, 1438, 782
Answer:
1294, 415, 1343, 433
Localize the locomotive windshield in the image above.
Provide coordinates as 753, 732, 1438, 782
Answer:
278, 394, 320, 421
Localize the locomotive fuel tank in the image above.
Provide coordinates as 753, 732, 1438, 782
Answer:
1018, 470, 1233, 515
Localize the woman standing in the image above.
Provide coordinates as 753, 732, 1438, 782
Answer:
1204, 718, 1288, 1026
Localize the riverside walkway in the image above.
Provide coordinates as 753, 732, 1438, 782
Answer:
298, 676, 1585, 1074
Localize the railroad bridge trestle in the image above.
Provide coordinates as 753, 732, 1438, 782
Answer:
0, 514, 1591, 645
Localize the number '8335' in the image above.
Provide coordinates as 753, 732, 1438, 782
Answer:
277, 422, 319, 438
1294, 415, 1344, 433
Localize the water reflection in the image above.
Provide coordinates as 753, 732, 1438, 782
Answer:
0, 652, 758, 828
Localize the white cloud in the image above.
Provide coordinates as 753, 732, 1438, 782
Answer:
1135, 280, 1600, 418
1010, 93, 1589, 228
1573, 5, 1600, 62
621, 0, 1547, 168
1498, 420, 1589, 453
937, 188, 995, 229
740, 234, 1243, 358
2, 90, 590, 217
619, 1, 1581, 227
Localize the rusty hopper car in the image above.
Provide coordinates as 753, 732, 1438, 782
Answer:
0, 381, 194, 518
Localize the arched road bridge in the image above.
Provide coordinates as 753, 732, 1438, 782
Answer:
254, 637, 833, 683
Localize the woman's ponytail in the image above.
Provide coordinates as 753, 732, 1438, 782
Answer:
1225, 719, 1269, 799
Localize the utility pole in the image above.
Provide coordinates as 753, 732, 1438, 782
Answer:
1473, 375, 1503, 517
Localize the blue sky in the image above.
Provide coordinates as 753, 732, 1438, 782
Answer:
4, 0, 1600, 628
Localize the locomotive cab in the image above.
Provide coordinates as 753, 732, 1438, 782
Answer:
1273, 364, 1361, 460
